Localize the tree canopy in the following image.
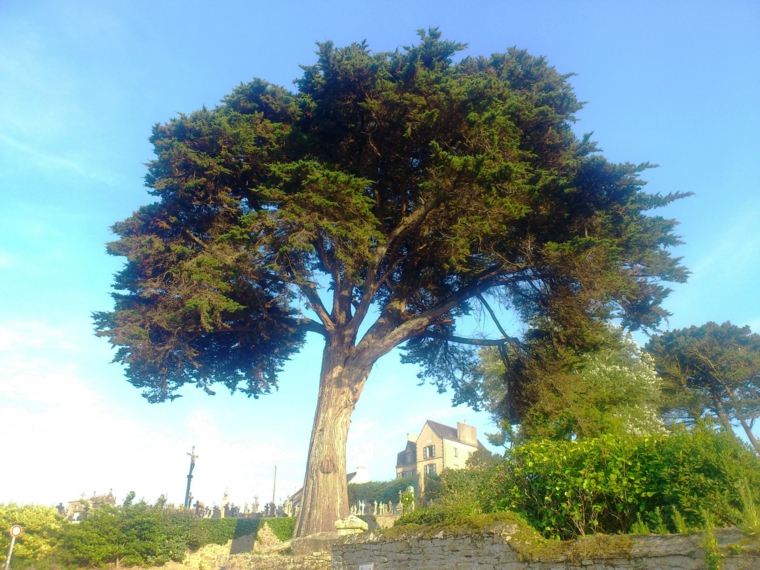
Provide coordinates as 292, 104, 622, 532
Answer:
95, 30, 688, 535
647, 321, 760, 453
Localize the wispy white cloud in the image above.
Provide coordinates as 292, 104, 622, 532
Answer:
0, 14, 123, 188
0, 321, 84, 354
665, 202, 760, 325
0, 132, 117, 185
687, 206, 760, 280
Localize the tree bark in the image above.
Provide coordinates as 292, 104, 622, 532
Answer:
294, 338, 369, 537
736, 415, 760, 454
712, 397, 736, 436
721, 384, 760, 454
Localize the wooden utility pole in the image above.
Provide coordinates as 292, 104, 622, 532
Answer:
184, 445, 198, 509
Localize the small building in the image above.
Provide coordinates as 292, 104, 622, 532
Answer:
396, 420, 483, 494
65, 490, 116, 521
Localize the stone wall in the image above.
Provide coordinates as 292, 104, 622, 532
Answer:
331, 527, 760, 569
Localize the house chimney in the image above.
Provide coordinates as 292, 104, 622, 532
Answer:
407, 432, 415, 442
457, 422, 477, 446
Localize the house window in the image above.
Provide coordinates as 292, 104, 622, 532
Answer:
423, 445, 435, 459
424, 463, 437, 476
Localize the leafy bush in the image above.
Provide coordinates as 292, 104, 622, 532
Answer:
61, 506, 267, 566
0, 505, 64, 565
61, 505, 190, 567
185, 517, 237, 550
234, 517, 263, 538
396, 462, 500, 526
0, 502, 272, 568
397, 426, 760, 540
263, 517, 295, 541
496, 426, 760, 538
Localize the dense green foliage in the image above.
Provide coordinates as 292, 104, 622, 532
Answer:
0, 505, 63, 564
398, 426, 760, 540
498, 427, 760, 538
263, 517, 296, 541
478, 326, 665, 440
61, 505, 188, 566
647, 321, 760, 453
0, 502, 288, 568
62, 511, 281, 566
396, 467, 497, 527
176, 516, 261, 550
348, 478, 417, 504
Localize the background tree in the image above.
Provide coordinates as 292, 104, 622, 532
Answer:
647, 321, 760, 453
95, 30, 687, 536
348, 478, 417, 506
478, 327, 663, 440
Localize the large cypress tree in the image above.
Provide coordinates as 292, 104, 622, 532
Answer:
95, 30, 687, 536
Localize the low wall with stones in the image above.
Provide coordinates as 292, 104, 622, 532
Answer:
331, 526, 760, 569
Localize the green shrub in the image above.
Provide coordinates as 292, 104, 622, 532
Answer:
185, 517, 237, 550
396, 502, 477, 527
0, 504, 64, 565
59, 507, 262, 566
733, 479, 760, 536
234, 517, 262, 538
496, 426, 760, 538
263, 517, 295, 541
398, 426, 760, 540
61, 505, 190, 567
396, 461, 501, 527
1, 502, 272, 568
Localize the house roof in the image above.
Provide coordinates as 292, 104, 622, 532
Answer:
425, 419, 485, 449
396, 441, 416, 468
426, 420, 459, 442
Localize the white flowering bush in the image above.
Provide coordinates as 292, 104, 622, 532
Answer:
520, 334, 665, 439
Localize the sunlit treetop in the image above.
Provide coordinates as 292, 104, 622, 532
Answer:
95, 29, 688, 403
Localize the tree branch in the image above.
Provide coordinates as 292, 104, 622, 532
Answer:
355, 265, 503, 364
298, 283, 334, 331
422, 332, 511, 347
299, 318, 328, 337
476, 292, 518, 342
350, 196, 444, 329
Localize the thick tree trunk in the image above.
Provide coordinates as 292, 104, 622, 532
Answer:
294, 339, 369, 538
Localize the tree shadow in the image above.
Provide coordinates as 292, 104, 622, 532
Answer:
229, 517, 262, 555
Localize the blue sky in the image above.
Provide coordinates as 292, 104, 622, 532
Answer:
1, 0, 758, 508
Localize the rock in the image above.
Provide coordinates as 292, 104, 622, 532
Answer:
335, 514, 369, 535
